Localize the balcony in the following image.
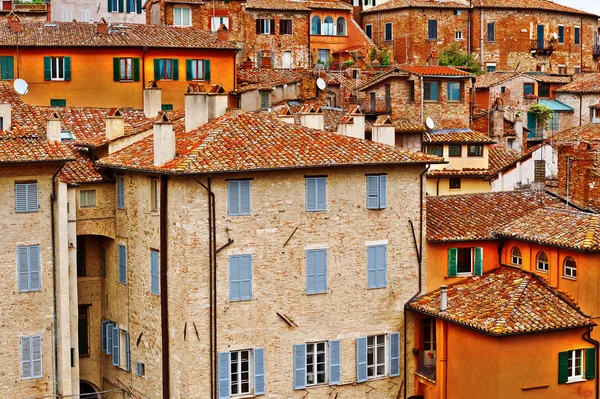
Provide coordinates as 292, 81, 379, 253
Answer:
530, 39, 555, 56
527, 127, 545, 141
358, 98, 392, 115
416, 349, 436, 380
593, 45, 600, 57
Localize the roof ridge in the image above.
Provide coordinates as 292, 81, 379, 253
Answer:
492, 271, 531, 334
582, 214, 600, 249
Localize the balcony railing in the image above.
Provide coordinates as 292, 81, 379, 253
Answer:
416, 349, 436, 380
530, 39, 555, 55
359, 99, 392, 115
527, 127, 545, 140
593, 45, 600, 57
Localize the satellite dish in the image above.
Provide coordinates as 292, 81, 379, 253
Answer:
316, 77, 326, 90
13, 79, 29, 95
551, 32, 558, 40
425, 117, 435, 130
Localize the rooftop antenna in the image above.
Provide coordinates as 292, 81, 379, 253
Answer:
425, 116, 435, 130
13, 78, 28, 95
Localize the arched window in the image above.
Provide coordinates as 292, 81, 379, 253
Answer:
536, 251, 548, 272
323, 16, 334, 35
336, 17, 346, 36
564, 256, 577, 278
511, 246, 522, 266
311, 16, 321, 35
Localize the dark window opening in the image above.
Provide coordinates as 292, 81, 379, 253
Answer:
78, 305, 89, 357
457, 248, 472, 274
77, 236, 86, 277
449, 177, 461, 189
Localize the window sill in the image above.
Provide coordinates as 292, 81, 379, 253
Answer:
567, 377, 586, 384
535, 269, 548, 274
230, 298, 253, 302
306, 291, 328, 296
365, 375, 390, 382
562, 275, 577, 281
367, 285, 387, 290
415, 371, 436, 384
119, 80, 135, 83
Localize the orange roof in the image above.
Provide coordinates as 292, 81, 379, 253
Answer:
409, 267, 594, 335
554, 73, 600, 94
0, 131, 75, 164
487, 145, 522, 175
550, 123, 600, 144
400, 65, 471, 77
58, 147, 107, 184
424, 129, 495, 144
479, 0, 597, 16
364, 0, 468, 13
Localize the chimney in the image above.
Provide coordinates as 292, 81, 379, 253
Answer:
300, 104, 325, 130
207, 84, 228, 121
154, 112, 176, 166
440, 285, 448, 312
0, 102, 11, 131
185, 84, 208, 132
105, 109, 125, 141
336, 105, 364, 139
514, 113, 524, 152
46, 112, 61, 143
7, 12, 21, 34
216, 24, 229, 42
242, 57, 254, 70
97, 17, 108, 35
144, 81, 162, 118
371, 115, 395, 146
428, 50, 439, 67
490, 98, 505, 142
278, 107, 296, 124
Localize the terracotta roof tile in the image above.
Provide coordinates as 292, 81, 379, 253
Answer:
474, 71, 521, 89
487, 144, 522, 175
244, 0, 311, 11
479, 0, 597, 16
0, 131, 75, 163
424, 128, 495, 144
399, 65, 471, 77
526, 73, 572, 84
550, 123, 600, 144
304, 1, 352, 10
554, 73, 600, 94
237, 68, 302, 86
409, 267, 594, 335
58, 147, 107, 184
363, 0, 468, 13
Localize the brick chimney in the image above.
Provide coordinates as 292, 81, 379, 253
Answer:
207, 84, 228, 121
154, 112, 176, 166
300, 104, 325, 131
105, 108, 125, 141
428, 50, 439, 67
7, 12, 21, 33
371, 115, 395, 146
47, 112, 61, 143
336, 105, 364, 139
185, 84, 208, 132
0, 103, 11, 131
144, 80, 162, 118
97, 17, 108, 35
490, 98, 505, 143
216, 24, 229, 42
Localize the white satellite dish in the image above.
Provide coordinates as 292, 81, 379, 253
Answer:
551, 32, 558, 40
13, 79, 29, 95
316, 77, 326, 90
425, 117, 435, 130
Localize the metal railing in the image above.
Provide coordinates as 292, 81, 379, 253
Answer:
416, 349, 436, 380
527, 127, 545, 140
530, 39, 555, 54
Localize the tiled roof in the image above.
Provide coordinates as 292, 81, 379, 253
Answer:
97, 111, 444, 174
550, 123, 600, 144
426, 191, 567, 242
326, 70, 372, 93
554, 73, 600, 94
0, 21, 238, 49
394, 119, 426, 132
237, 68, 301, 86
399, 65, 471, 77
479, 0, 597, 16
0, 131, 75, 163
363, 0, 468, 13
474, 71, 521, 89
357, 68, 409, 91
59, 147, 107, 184
526, 73, 572, 84
498, 208, 600, 251
487, 145, 522, 175
244, 0, 311, 11
424, 128, 495, 144
409, 267, 594, 336
304, 1, 352, 10
427, 168, 489, 177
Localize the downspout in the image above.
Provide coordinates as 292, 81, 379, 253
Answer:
50, 168, 61, 397
377, 12, 381, 47
479, 8, 484, 66
160, 175, 170, 399
580, 17, 583, 71
403, 165, 429, 399
583, 325, 600, 399
141, 46, 147, 104
468, 0, 472, 54
579, 94, 583, 126
420, 75, 424, 124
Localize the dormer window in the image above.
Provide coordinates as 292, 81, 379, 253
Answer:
174, 6, 191, 26
467, 145, 483, 157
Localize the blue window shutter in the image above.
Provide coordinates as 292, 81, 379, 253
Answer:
18, 246, 29, 292
64, 57, 71, 81
241, 254, 252, 300
125, 331, 131, 371
316, 178, 326, 210
329, 340, 341, 385
112, 327, 120, 366
151, 251, 160, 295
101, 321, 108, 352
379, 175, 386, 208
118, 245, 127, 284
389, 332, 400, 376
218, 352, 230, 399
28, 183, 38, 212
316, 249, 327, 293
15, 183, 27, 212
474, 247, 483, 276
21, 336, 32, 379
106, 322, 113, 355
254, 348, 265, 395
367, 246, 377, 288
228, 181, 240, 215
29, 246, 40, 291
293, 344, 306, 389
366, 176, 379, 209
356, 337, 367, 382
229, 255, 240, 300
376, 245, 387, 287
31, 335, 42, 378
306, 178, 316, 211
117, 176, 125, 208
306, 250, 316, 294
240, 180, 251, 215
448, 248, 458, 277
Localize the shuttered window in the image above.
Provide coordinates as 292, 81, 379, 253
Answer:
356, 337, 368, 382
306, 249, 327, 294
329, 340, 341, 385
154, 59, 179, 80
150, 250, 160, 295
228, 180, 251, 216
101, 320, 109, 353
367, 245, 386, 288
218, 348, 264, 397
112, 326, 120, 366
559, 349, 595, 383
105, 322, 114, 354
118, 245, 127, 284
185, 59, 211, 81
18, 245, 41, 292
306, 177, 326, 212
0, 56, 14, 80
389, 332, 400, 376
113, 58, 140, 82
366, 175, 386, 209
44, 56, 71, 81
428, 20, 438, 39
21, 335, 42, 379
384, 22, 393, 41
293, 341, 340, 389
116, 175, 125, 209
125, 331, 131, 371
254, 348, 265, 395
448, 247, 482, 277
229, 254, 252, 301
15, 183, 38, 213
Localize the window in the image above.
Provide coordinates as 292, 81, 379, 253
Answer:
366, 175, 387, 209
108, 0, 118, 12
161, 104, 173, 111
574, 26, 580, 45
453, 9, 461, 15
409, 82, 415, 102
229, 254, 252, 301
114, 58, 140, 82
44, 56, 71, 81
118, 245, 127, 284
126, 0, 140, 13
50, 99, 66, 107
311, 16, 322, 35
136, 362, 145, 377
260, 90, 270, 109
549, 112, 560, 131
79, 190, 96, 208
336, 17, 346, 36
323, 17, 334, 35
486, 63, 497, 72
218, 348, 265, 396
568, 349, 583, 381
62, 9, 72, 22
109, 325, 130, 370
424, 81, 439, 101
511, 246, 522, 266
317, 49, 330, 66
306, 177, 326, 212
103, 321, 114, 354
447, 81, 461, 101
77, 236, 86, 277
367, 335, 386, 378
154, 59, 178, 80
538, 83, 550, 98
280, 19, 292, 35
448, 247, 483, 277
559, 349, 595, 383
211, 16, 230, 31
426, 145, 443, 156
256, 18, 274, 34
173, 6, 191, 26
17, 245, 41, 292
575, 66, 581, 74
448, 145, 461, 157
467, 145, 483, 156
150, 178, 159, 212
486, 22, 495, 42
21, 335, 42, 379
457, 248, 471, 274
536, 251, 548, 272
365, 24, 372, 39
428, 20, 438, 39
563, 256, 576, 279
116, 175, 125, 209
231, 350, 252, 395
294, 341, 340, 389
306, 342, 327, 385
558, 65, 566, 74
228, 180, 251, 216
0, 55, 14, 80
422, 318, 436, 351
150, 250, 160, 294
15, 182, 38, 213
384, 22, 393, 41
367, 245, 386, 288
306, 249, 327, 294
558, 25, 564, 44
524, 83, 535, 96
282, 51, 292, 69
449, 178, 461, 190
455, 31, 463, 40
356, 333, 399, 382
78, 305, 89, 357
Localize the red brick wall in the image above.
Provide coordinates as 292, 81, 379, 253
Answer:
556, 144, 600, 211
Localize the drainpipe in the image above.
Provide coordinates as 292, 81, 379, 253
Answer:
50, 167, 61, 397
479, 8, 484, 66
468, 0, 472, 54
583, 326, 599, 399
377, 12, 381, 47
579, 94, 583, 126
403, 165, 429, 399
420, 76, 424, 124
141, 46, 147, 106
160, 175, 170, 399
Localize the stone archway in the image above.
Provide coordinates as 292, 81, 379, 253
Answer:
80, 380, 100, 398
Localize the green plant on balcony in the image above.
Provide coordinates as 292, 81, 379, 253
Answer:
528, 103, 553, 129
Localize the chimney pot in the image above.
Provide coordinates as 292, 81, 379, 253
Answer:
440, 285, 448, 312
185, 84, 208, 132
0, 103, 11, 131
153, 111, 176, 166
46, 112, 61, 143
97, 17, 108, 35
105, 108, 125, 141
144, 82, 162, 118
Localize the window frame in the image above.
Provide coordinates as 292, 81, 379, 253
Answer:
448, 144, 462, 157
467, 145, 483, 157
455, 31, 463, 40
536, 251, 549, 272
523, 83, 535, 96
51, 56, 65, 81
228, 180, 252, 216
422, 318, 437, 351
367, 244, 387, 289
15, 182, 38, 213
21, 335, 43, 380
150, 249, 160, 295
427, 19, 438, 40
486, 22, 495, 42
306, 341, 328, 386
423, 80, 440, 101
229, 254, 253, 301
79, 189, 96, 208
449, 177, 461, 190
311, 16, 322, 35
118, 244, 127, 284
365, 24, 373, 39
230, 349, 252, 396
336, 17, 346, 36
558, 25, 565, 44
511, 246, 522, 266
280, 19, 293, 35
211, 15, 230, 32
447, 81, 462, 102
173, 6, 191, 27
366, 174, 386, 210
563, 256, 577, 279
116, 175, 125, 209
567, 349, 584, 382
119, 58, 134, 81
17, 245, 41, 292
426, 145, 443, 157
257, 18, 272, 34
366, 334, 386, 379
574, 26, 580, 45
384, 22, 393, 41
156, 59, 174, 80
150, 177, 159, 212
323, 16, 334, 35
486, 63, 497, 72
305, 177, 327, 212
456, 247, 472, 276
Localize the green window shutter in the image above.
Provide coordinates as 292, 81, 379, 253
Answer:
7, 56, 14, 80
107, 0, 113, 13
113, 58, 121, 81
133, 58, 140, 82
44, 56, 51, 81
185, 59, 192, 80
154, 59, 161, 80
448, 248, 458, 277
136, 0, 142, 14
172, 59, 179, 80
64, 57, 71, 81
586, 348, 596, 380
558, 351, 569, 384
118, 0, 124, 13
474, 247, 483, 276
204, 60, 211, 81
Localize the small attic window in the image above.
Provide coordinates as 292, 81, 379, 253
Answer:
61, 130, 74, 141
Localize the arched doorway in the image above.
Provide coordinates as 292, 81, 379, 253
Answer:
80, 380, 100, 398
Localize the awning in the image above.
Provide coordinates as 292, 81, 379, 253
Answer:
537, 99, 574, 112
